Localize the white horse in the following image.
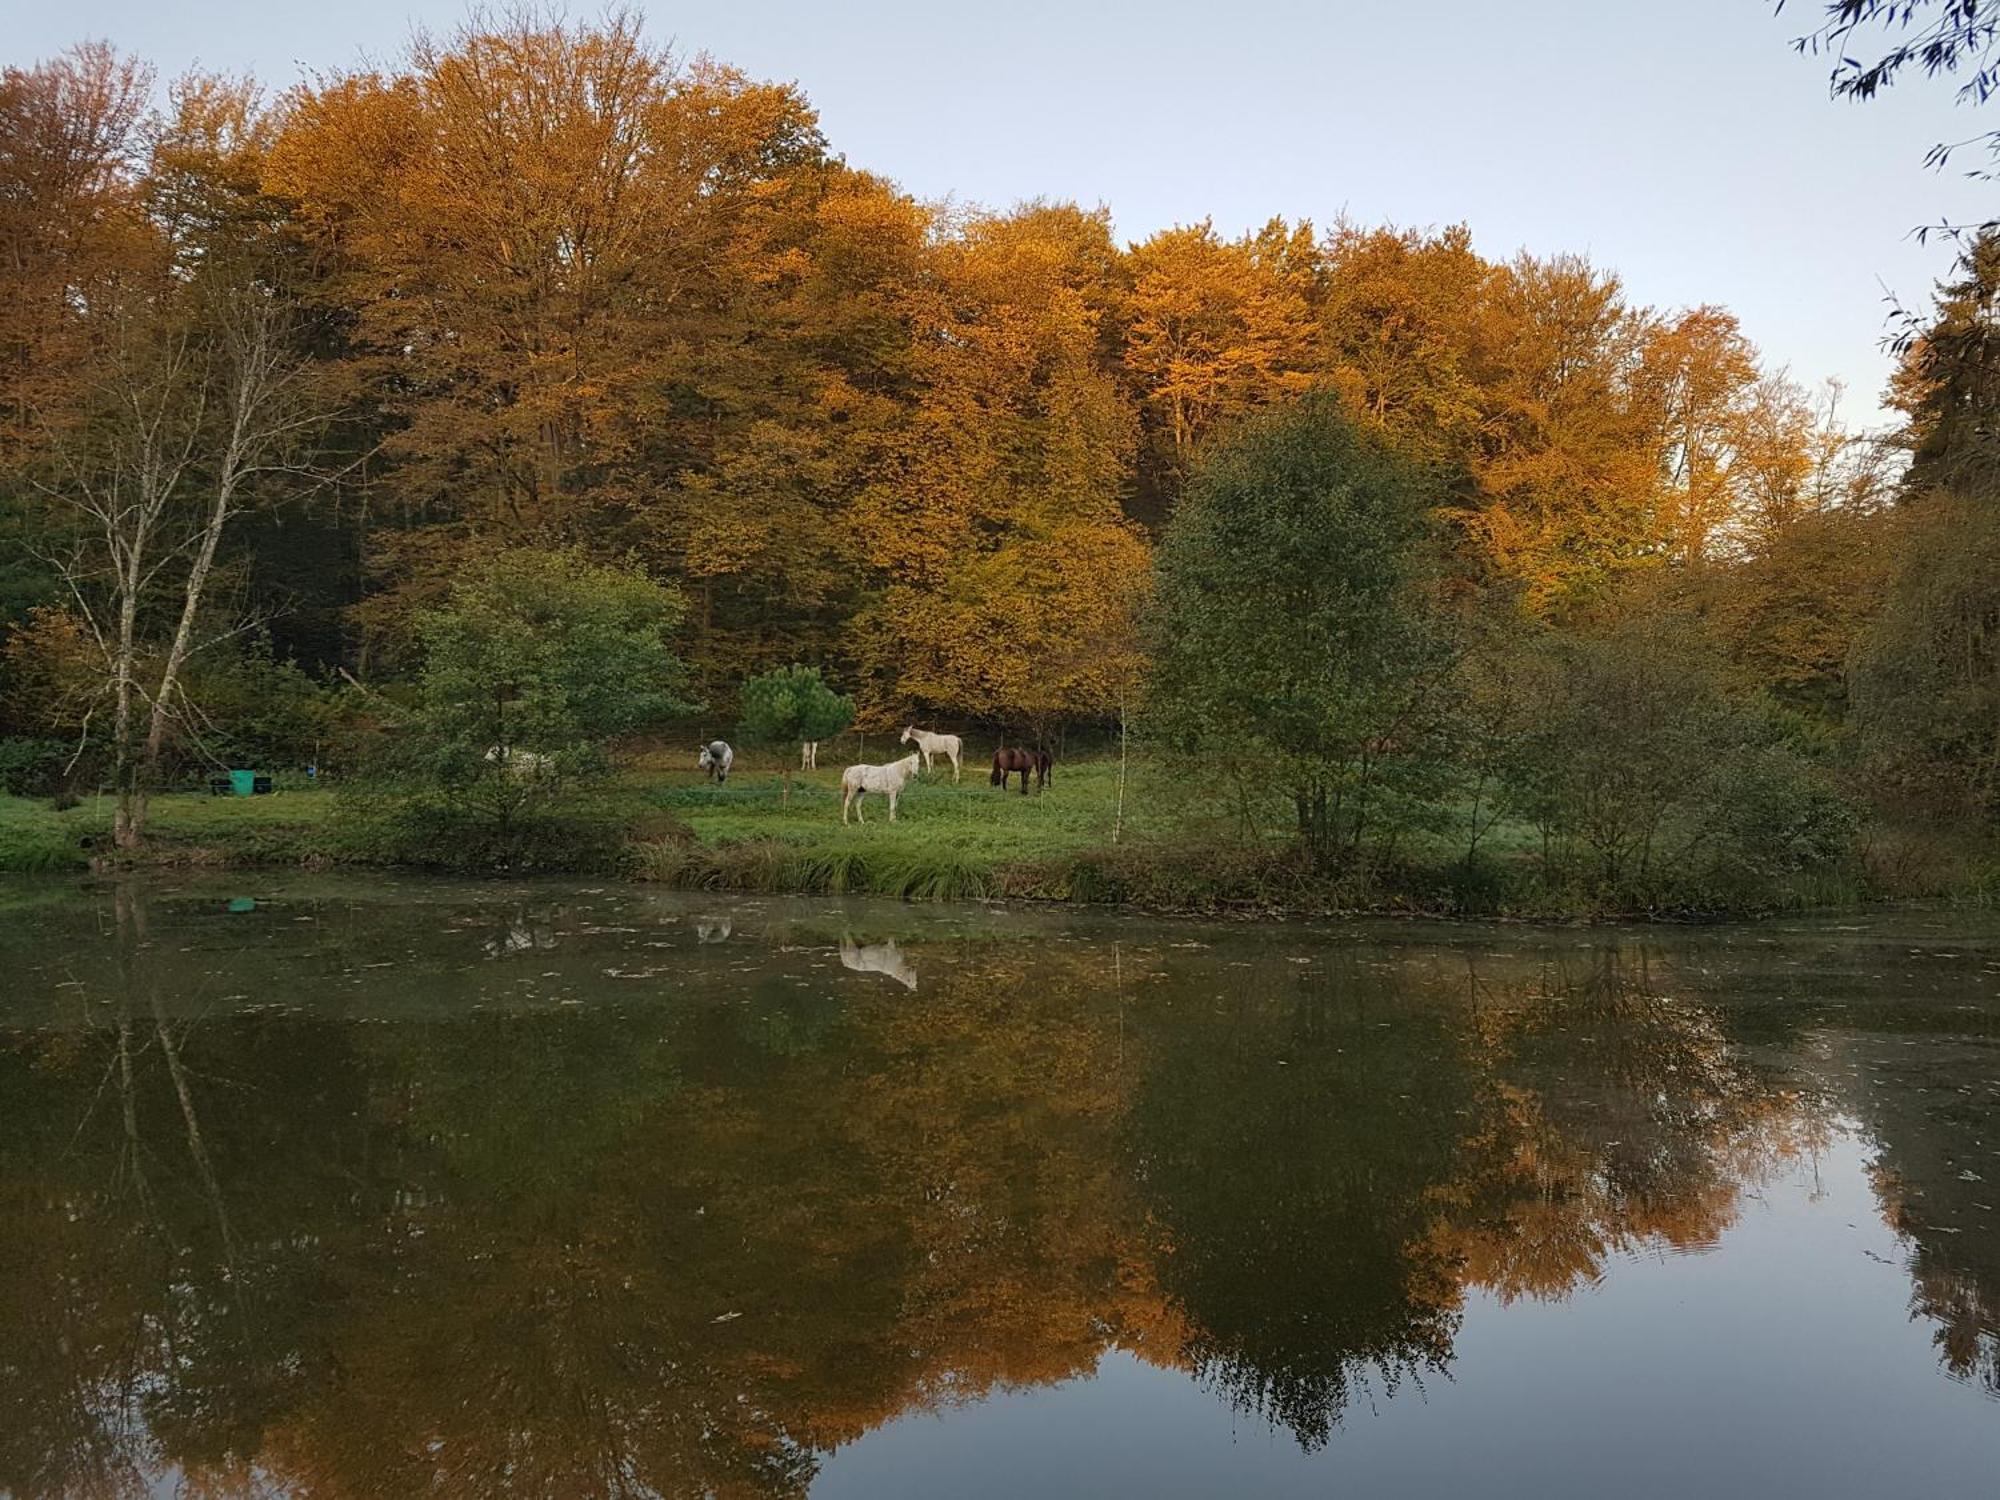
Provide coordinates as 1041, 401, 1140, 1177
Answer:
840, 936, 917, 991
841, 751, 921, 824
485, 745, 554, 778
696, 741, 734, 783
801, 741, 819, 770
900, 726, 962, 783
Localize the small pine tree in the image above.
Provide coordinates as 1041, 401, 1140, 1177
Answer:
738, 666, 856, 803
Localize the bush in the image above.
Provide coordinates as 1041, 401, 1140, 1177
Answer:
1490, 615, 1859, 909
1851, 493, 2000, 829
399, 548, 694, 832
1698, 746, 1857, 885
186, 643, 342, 771
0, 738, 67, 796
331, 788, 679, 875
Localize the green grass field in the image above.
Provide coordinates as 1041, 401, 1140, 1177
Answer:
0, 785, 339, 873
630, 756, 1175, 900
658, 757, 1138, 856
0, 757, 1151, 881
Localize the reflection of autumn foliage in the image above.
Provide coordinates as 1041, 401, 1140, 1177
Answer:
0, 890, 1986, 1498
1420, 952, 1829, 1306
1908, 1262, 2000, 1394
1872, 1163, 2000, 1395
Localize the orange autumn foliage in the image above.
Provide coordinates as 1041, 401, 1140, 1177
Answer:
2, 17, 1868, 732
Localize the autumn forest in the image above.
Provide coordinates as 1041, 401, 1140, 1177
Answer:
4, 11, 1999, 909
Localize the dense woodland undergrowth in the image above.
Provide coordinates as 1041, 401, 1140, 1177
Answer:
4, 13, 2000, 915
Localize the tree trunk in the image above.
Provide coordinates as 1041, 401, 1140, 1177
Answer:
111, 551, 143, 849
1113, 696, 1128, 847
136, 465, 240, 822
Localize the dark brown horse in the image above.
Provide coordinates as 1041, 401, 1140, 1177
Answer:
990, 745, 1052, 794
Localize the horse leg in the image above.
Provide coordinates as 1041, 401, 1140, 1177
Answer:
842, 786, 851, 825
951, 750, 960, 783
888, 789, 898, 822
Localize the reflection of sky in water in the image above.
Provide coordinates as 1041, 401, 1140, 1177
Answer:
2, 876, 1999, 1498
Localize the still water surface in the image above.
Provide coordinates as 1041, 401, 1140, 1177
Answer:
3, 876, 1999, 1497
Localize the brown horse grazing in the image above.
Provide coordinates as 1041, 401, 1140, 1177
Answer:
989, 745, 1052, 794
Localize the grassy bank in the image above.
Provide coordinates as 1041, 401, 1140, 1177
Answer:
3, 756, 1991, 919
0, 786, 340, 874
0, 761, 1197, 901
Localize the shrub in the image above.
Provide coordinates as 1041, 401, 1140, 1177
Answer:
1851, 493, 2000, 830
186, 642, 342, 772
1491, 616, 1859, 908
393, 547, 694, 833
0, 737, 67, 796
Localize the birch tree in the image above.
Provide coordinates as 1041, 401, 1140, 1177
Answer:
37, 285, 330, 846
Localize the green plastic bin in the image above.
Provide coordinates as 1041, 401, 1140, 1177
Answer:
229, 769, 257, 797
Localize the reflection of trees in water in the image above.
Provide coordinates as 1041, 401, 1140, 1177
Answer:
1123, 943, 1828, 1447
1843, 1027, 2000, 1396
1128, 954, 1468, 1448
0, 891, 1992, 1496
1422, 946, 1831, 1306
0, 886, 366, 1499
1903, 1259, 2000, 1394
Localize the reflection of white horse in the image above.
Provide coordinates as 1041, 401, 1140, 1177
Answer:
485, 745, 554, 778
484, 908, 558, 957
695, 917, 733, 945
900, 726, 962, 783
840, 752, 921, 824
840, 937, 917, 991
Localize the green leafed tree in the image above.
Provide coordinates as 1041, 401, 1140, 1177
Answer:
1144, 393, 1459, 873
408, 548, 692, 831
1889, 229, 2000, 494
738, 663, 855, 802
1851, 492, 2000, 827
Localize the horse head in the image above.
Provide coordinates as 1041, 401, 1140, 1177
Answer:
900, 726, 916, 744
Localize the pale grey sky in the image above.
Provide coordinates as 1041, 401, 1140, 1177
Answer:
7, 0, 1989, 423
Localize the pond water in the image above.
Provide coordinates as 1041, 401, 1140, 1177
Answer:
3, 876, 1998, 1498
